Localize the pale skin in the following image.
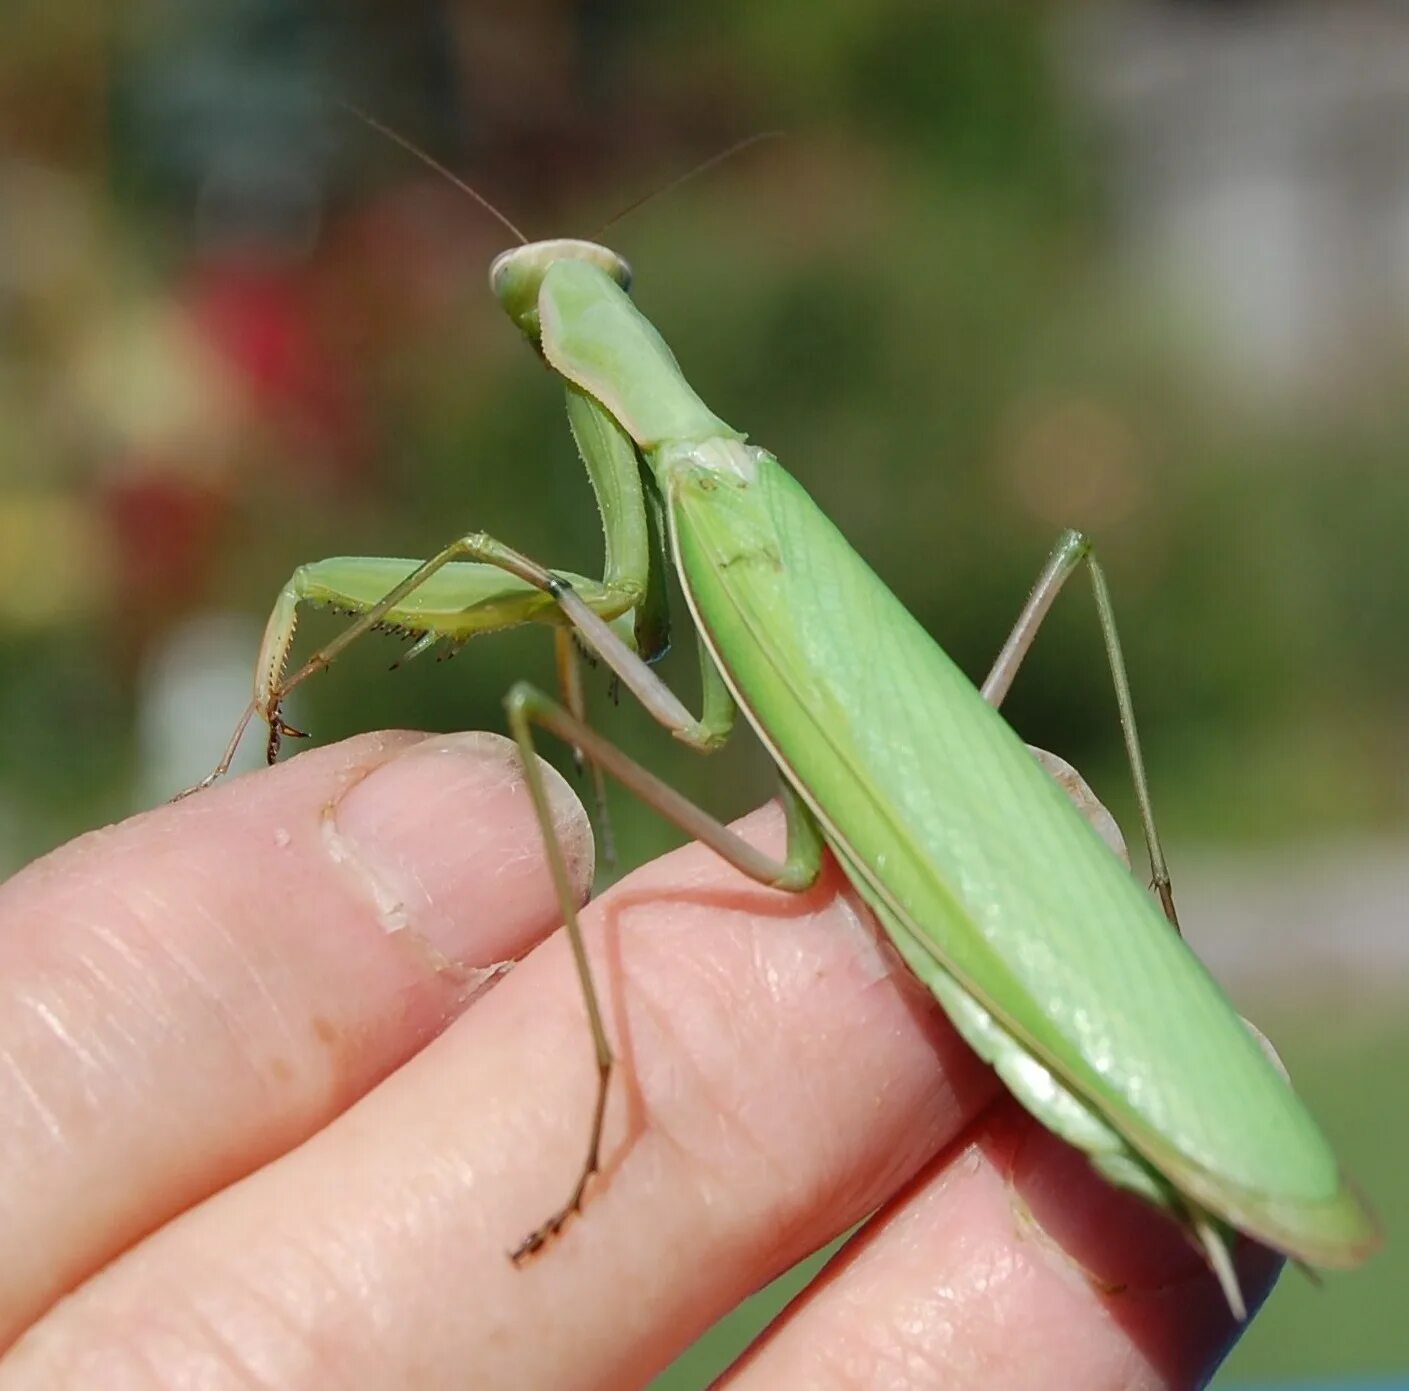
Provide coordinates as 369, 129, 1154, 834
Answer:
0, 731, 1279, 1390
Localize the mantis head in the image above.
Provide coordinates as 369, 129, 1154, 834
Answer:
491, 239, 633, 345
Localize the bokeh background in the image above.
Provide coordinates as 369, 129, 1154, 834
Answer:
2, 2, 1406, 1384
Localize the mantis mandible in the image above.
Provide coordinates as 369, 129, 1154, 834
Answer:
196, 170, 1378, 1319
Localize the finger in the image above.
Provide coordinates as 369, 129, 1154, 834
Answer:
722, 1102, 1284, 1391
2, 803, 1000, 1391
0, 729, 592, 1348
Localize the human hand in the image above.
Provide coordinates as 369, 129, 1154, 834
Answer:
0, 731, 1279, 1388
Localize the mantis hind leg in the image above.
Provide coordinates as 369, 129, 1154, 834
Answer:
981, 529, 1180, 931
503, 680, 824, 1261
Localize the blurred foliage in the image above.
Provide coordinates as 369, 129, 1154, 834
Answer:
1, 0, 1405, 1380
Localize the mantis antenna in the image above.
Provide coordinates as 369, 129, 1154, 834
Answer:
593, 130, 787, 237
338, 100, 529, 246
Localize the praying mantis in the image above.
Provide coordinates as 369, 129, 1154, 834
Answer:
195, 162, 1378, 1319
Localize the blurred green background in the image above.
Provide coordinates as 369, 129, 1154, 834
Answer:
2, 1, 1405, 1383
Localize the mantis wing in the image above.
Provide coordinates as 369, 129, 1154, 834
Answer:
669, 451, 1377, 1269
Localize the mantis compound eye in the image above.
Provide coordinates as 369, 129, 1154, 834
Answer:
490, 239, 632, 340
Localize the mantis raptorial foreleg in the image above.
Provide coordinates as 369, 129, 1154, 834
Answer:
503, 678, 825, 1260
189, 382, 659, 790
186, 551, 643, 792
553, 626, 617, 863
265, 541, 639, 735
980, 527, 1180, 929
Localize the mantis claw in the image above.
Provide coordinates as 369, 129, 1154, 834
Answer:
509, 1178, 593, 1266
510, 1104, 604, 1267
265, 711, 310, 765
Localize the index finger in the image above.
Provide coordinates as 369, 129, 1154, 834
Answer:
0, 729, 592, 1347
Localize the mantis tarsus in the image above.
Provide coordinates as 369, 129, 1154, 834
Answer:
197, 174, 1378, 1319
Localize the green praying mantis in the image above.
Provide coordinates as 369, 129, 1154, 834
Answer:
194, 143, 1379, 1320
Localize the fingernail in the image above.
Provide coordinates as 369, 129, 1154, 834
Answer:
1003, 1113, 1209, 1296
328, 731, 593, 966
